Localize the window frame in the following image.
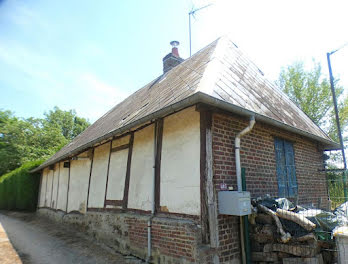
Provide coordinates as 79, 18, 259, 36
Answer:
274, 137, 298, 198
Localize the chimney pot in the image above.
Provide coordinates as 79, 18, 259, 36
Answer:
172, 47, 179, 57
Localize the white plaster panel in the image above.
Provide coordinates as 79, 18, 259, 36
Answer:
45, 169, 54, 208
57, 161, 69, 211
107, 148, 128, 201
88, 143, 110, 208
67, 151, 91, 213
112, 135, 130, 148
39, 168, 48, 207
160, 107, 201, 215
51, 163, 60, 209
128, 124, 154, 211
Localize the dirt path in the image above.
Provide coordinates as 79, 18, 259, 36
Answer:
0, 211, 142, 264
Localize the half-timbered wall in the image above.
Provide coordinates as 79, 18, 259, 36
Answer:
160, 107, 201, 215
128, 124, 155, 211
45, 169, 53, 208
106, 135, 130, 205
88, 143, 110, 208
39, 168, 48, 207
37, 106, 210, 264
51, 163, 59, 209
36, 106, 329, 263
56, 161, 69, 211
38, 106, 201, 216
67, 151, 91, 213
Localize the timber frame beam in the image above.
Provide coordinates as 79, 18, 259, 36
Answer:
154, 119, 164, 213
123, 133, 134, 209
200, 110, 219, 249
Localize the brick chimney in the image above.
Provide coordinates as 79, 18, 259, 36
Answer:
163, 41, 184, 73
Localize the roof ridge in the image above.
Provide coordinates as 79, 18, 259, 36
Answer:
196, 36, 228, 96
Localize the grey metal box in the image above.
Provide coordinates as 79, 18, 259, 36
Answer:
218, 191, 251, 216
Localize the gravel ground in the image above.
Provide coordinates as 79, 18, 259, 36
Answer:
0, 211, 143, 264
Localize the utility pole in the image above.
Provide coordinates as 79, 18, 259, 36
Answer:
327, 52, 347, 169
188, 4, 213, 57
327, 47, 348, 201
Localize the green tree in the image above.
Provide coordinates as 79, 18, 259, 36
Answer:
0, 110, 22, 173
0, 112, 67, 175
44, 106, 90, 140
277, 61, 348, 143
0, 107, 90, 176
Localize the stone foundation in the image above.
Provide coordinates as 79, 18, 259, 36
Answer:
37, 208, 213, 264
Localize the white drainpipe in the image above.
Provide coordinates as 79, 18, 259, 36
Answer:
235, 116, 255, 192
235, 116, 255, 264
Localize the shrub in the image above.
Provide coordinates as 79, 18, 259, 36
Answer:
0, 160, 43, 211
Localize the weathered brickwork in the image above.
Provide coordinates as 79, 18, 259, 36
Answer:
212, 112, 327, 263
126, 217, 200, 263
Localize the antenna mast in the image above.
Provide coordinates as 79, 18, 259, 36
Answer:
188, 4, 213, 57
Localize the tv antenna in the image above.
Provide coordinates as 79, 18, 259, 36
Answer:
188, 3, 213, 57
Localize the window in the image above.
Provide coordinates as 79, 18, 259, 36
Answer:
274, 138, 298, 197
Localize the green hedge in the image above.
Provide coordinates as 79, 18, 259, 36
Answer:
0, 160, 43, 211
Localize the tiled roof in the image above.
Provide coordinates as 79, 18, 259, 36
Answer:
34, 36, 337, 171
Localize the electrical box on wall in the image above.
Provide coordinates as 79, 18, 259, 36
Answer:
218, 191, 251, 216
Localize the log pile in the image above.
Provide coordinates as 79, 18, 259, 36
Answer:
250, 204, 336, 264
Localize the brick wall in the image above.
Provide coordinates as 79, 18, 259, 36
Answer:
212, 112, 327, 263
126, 217, 201, 263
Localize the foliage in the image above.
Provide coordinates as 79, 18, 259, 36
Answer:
277, 61, 348, 204
44, 106, 90, 140
0, 110, 21, 174
277, 61, 348, 143
0, 107, 90, 176
0, 160, 43, 211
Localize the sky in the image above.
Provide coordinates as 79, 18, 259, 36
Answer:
1, 0, 348, 122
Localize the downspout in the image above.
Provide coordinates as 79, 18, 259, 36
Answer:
235, 116, 255, 192
235, 116, 255, 264
147, 122, 158, 263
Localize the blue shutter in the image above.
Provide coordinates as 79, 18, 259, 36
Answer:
284, 141, 298, 197
274, 138, 288, 197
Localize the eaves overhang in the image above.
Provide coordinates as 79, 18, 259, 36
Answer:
31, 92, 339, 173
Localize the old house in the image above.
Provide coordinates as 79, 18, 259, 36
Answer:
33, 36, 338, 264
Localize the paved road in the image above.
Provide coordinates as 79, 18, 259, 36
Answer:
0, 211, 142, 264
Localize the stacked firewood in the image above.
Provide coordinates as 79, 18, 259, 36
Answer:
250, 204, 336, 264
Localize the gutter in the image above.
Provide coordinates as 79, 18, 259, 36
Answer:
31, 92, 339, 173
